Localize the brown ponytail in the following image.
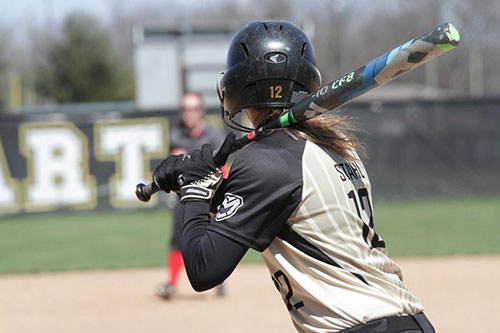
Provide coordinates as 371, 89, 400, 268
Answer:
252, 108, 363, 162
291, 114, 363, 161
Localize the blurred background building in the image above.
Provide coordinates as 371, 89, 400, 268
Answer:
0, 0, 499, 215
133, 23, 235, 110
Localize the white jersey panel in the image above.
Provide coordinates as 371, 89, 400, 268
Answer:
262, 141, 423, 332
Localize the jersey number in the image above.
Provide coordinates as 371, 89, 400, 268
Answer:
272, 270, 304, 311
269, 85, 283, 99
348, 188, 386, 249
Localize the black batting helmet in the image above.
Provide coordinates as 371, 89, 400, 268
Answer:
217, 21, 321, 131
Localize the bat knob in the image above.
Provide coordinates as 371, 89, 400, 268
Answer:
135, 183, 152, 202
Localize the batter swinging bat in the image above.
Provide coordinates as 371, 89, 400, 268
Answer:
136, 22, 460, 202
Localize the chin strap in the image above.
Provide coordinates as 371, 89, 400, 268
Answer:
220, 105, 254, 133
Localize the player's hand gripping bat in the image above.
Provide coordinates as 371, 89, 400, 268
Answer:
136, 22, 460, 202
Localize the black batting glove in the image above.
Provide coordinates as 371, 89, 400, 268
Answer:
152, 154, 186, 193
179, 133, 235, 202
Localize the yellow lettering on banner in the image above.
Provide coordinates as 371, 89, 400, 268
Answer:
0, 139, 20, 213
94, 118, 168, 208
19, 123, 97, 212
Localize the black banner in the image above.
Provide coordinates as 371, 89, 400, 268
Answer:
1, 97, 499, 215
0, 110, 184, 215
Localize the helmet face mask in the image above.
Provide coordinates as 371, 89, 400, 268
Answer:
216, 71, 225, 103
218, 21, 321, 131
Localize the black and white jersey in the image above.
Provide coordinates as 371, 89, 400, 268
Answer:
209, 130, 423, 332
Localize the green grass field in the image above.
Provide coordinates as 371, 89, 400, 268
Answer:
0, 197, 498, 274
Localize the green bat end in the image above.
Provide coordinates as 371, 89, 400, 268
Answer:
446, 23, 460, 45
437, 23, 460, 52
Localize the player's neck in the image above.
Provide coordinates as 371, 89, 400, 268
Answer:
245, 109, 261, 128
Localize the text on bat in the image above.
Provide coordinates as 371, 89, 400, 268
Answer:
332, 71, 355, 90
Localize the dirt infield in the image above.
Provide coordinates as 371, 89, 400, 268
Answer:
1, 255, 498, 333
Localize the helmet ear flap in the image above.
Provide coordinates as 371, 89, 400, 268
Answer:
216, 71, 225, 102
217, 71, 238, 125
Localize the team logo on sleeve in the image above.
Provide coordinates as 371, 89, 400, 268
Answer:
215, 193, 243, 221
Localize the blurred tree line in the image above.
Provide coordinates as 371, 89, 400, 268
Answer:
0, 0, 499, 113
0, 12, 134, 112
36, 13, 133, 103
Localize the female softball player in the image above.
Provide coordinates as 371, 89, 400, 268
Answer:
152, 21, 435, 333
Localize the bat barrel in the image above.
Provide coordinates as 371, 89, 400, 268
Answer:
289, 22, 460, 122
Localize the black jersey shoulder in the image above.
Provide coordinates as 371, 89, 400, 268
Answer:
231, 130, 306, 177
208, 130, 306, 252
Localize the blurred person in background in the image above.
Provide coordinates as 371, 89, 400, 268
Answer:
155, 91, 227, 300
152, 21, 435, 332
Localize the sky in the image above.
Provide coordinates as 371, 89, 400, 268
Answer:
2, 0, 168, 24
0, 0, 199, 44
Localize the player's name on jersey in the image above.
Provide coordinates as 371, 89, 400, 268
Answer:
334, 162, 365, 181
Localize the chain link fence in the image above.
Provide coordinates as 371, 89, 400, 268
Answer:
344, 97, 500, 200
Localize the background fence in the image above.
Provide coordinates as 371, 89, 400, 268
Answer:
1, 96, 498, 215
351, 97, 500, 200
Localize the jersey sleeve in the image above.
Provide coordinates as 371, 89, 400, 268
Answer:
207, 148, 303, 252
